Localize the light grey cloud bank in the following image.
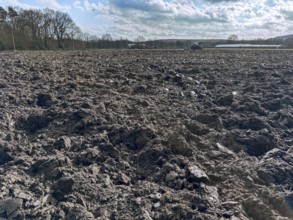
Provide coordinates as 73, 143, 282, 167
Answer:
80, 0, 293, 39
3, 0, 293, 39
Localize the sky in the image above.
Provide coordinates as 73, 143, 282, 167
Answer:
1, 0, 293, 40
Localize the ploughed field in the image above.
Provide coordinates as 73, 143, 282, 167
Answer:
0, 49, 293, 219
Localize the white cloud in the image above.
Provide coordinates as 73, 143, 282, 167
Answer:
88, 0, 293, 39
2, 0, 71, 11
73, 1, 84, 11
1, 0, 38, 9
73, 0, 108, 13
83, 0, 100, 11
38, 0, 71, 11
3, 0, 293, 39
89, 0, 243, 39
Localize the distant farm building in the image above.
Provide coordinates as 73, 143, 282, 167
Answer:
128, 43, 147, 49
215, 44, 283, 48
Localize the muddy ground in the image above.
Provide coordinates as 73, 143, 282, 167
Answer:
0, 49, 292, 219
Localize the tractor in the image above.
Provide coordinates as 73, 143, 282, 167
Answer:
190, 42, 203, 50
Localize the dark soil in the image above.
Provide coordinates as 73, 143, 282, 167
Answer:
0, 49, 292, 219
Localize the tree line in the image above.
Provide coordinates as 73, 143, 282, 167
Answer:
0, 6, 130, 50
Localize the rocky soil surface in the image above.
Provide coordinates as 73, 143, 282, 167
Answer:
0, 49, 292, 219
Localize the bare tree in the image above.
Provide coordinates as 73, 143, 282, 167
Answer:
0, 6, 86, 50
52, 11, 75, 48
228, 34, 238, 41
18, 9, 44, 48
135, 35, 145, 42
100, 34, 113, 48
0, 7, 7, 49
83, 32, 91, 48
102, 33, 112, 41
0, 6, 131, 50
68, 24, 82, 50
0, 7, 7, 22
7, 7, 18, 51
42, 9, 56, 49
90, 35, 100, 48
